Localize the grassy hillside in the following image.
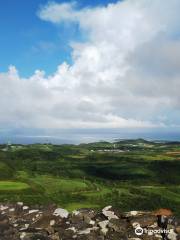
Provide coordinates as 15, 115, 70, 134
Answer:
0, 139, 179, 215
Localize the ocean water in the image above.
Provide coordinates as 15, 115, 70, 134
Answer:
0, 128, 180, 144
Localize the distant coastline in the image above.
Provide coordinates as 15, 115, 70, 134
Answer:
0, 133, 180, 145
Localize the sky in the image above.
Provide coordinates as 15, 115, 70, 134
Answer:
0, 0, 180, 143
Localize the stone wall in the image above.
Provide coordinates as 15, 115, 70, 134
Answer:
0, 203, 179, 240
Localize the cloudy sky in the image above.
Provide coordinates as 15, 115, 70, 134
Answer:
0, 0, 180, 142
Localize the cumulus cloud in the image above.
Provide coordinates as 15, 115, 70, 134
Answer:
1, 0, 180, 130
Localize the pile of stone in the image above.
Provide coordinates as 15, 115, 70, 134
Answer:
0, 203, 179, 240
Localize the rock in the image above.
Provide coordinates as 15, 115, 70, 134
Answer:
78, 228, 92, 235
102, 206, 119, 220
17, 202, 24, 206
175, 226, 180, 234
168, 229, 178, 240
53, 208, 69, 218
125, 211, 151, 218
98, 220, 109, 235
30, 214, 59, 229
28, 210, 39, 214
71, 208, 96, 224
108, 218, 128, 234
50, 220, 55, 226
130, 211, 138, 216
130, 215, 157, 228
0, 203, 179, 240
23, 233, 50, 240
23, 206, 29, 211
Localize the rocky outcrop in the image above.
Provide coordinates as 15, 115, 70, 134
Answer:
0, 203, 179, 240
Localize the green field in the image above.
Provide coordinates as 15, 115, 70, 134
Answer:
30, 175, 89, 193
0, 139, 179, 215
0, 181, 29, 190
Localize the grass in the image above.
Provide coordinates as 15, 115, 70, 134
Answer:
0, 181, 30, 191
29, 175, 90, 193
65, 202, 100, 212
140, 186, 180, 202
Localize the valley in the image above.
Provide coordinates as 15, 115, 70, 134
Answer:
0, 139, 179, 216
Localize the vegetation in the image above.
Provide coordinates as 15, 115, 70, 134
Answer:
0, 181, 29, 190
0, 139, 179, 215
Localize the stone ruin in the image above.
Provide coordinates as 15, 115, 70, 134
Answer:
0, 203, 179, 240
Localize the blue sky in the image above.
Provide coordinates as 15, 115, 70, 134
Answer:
0, 0, 119, 77
0, 0, 180, 143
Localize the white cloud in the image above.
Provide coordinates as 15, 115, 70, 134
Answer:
1, 0, 180, 130
38, 2, 78, 23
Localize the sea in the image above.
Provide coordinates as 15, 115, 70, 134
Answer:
0, 128, 180, 144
